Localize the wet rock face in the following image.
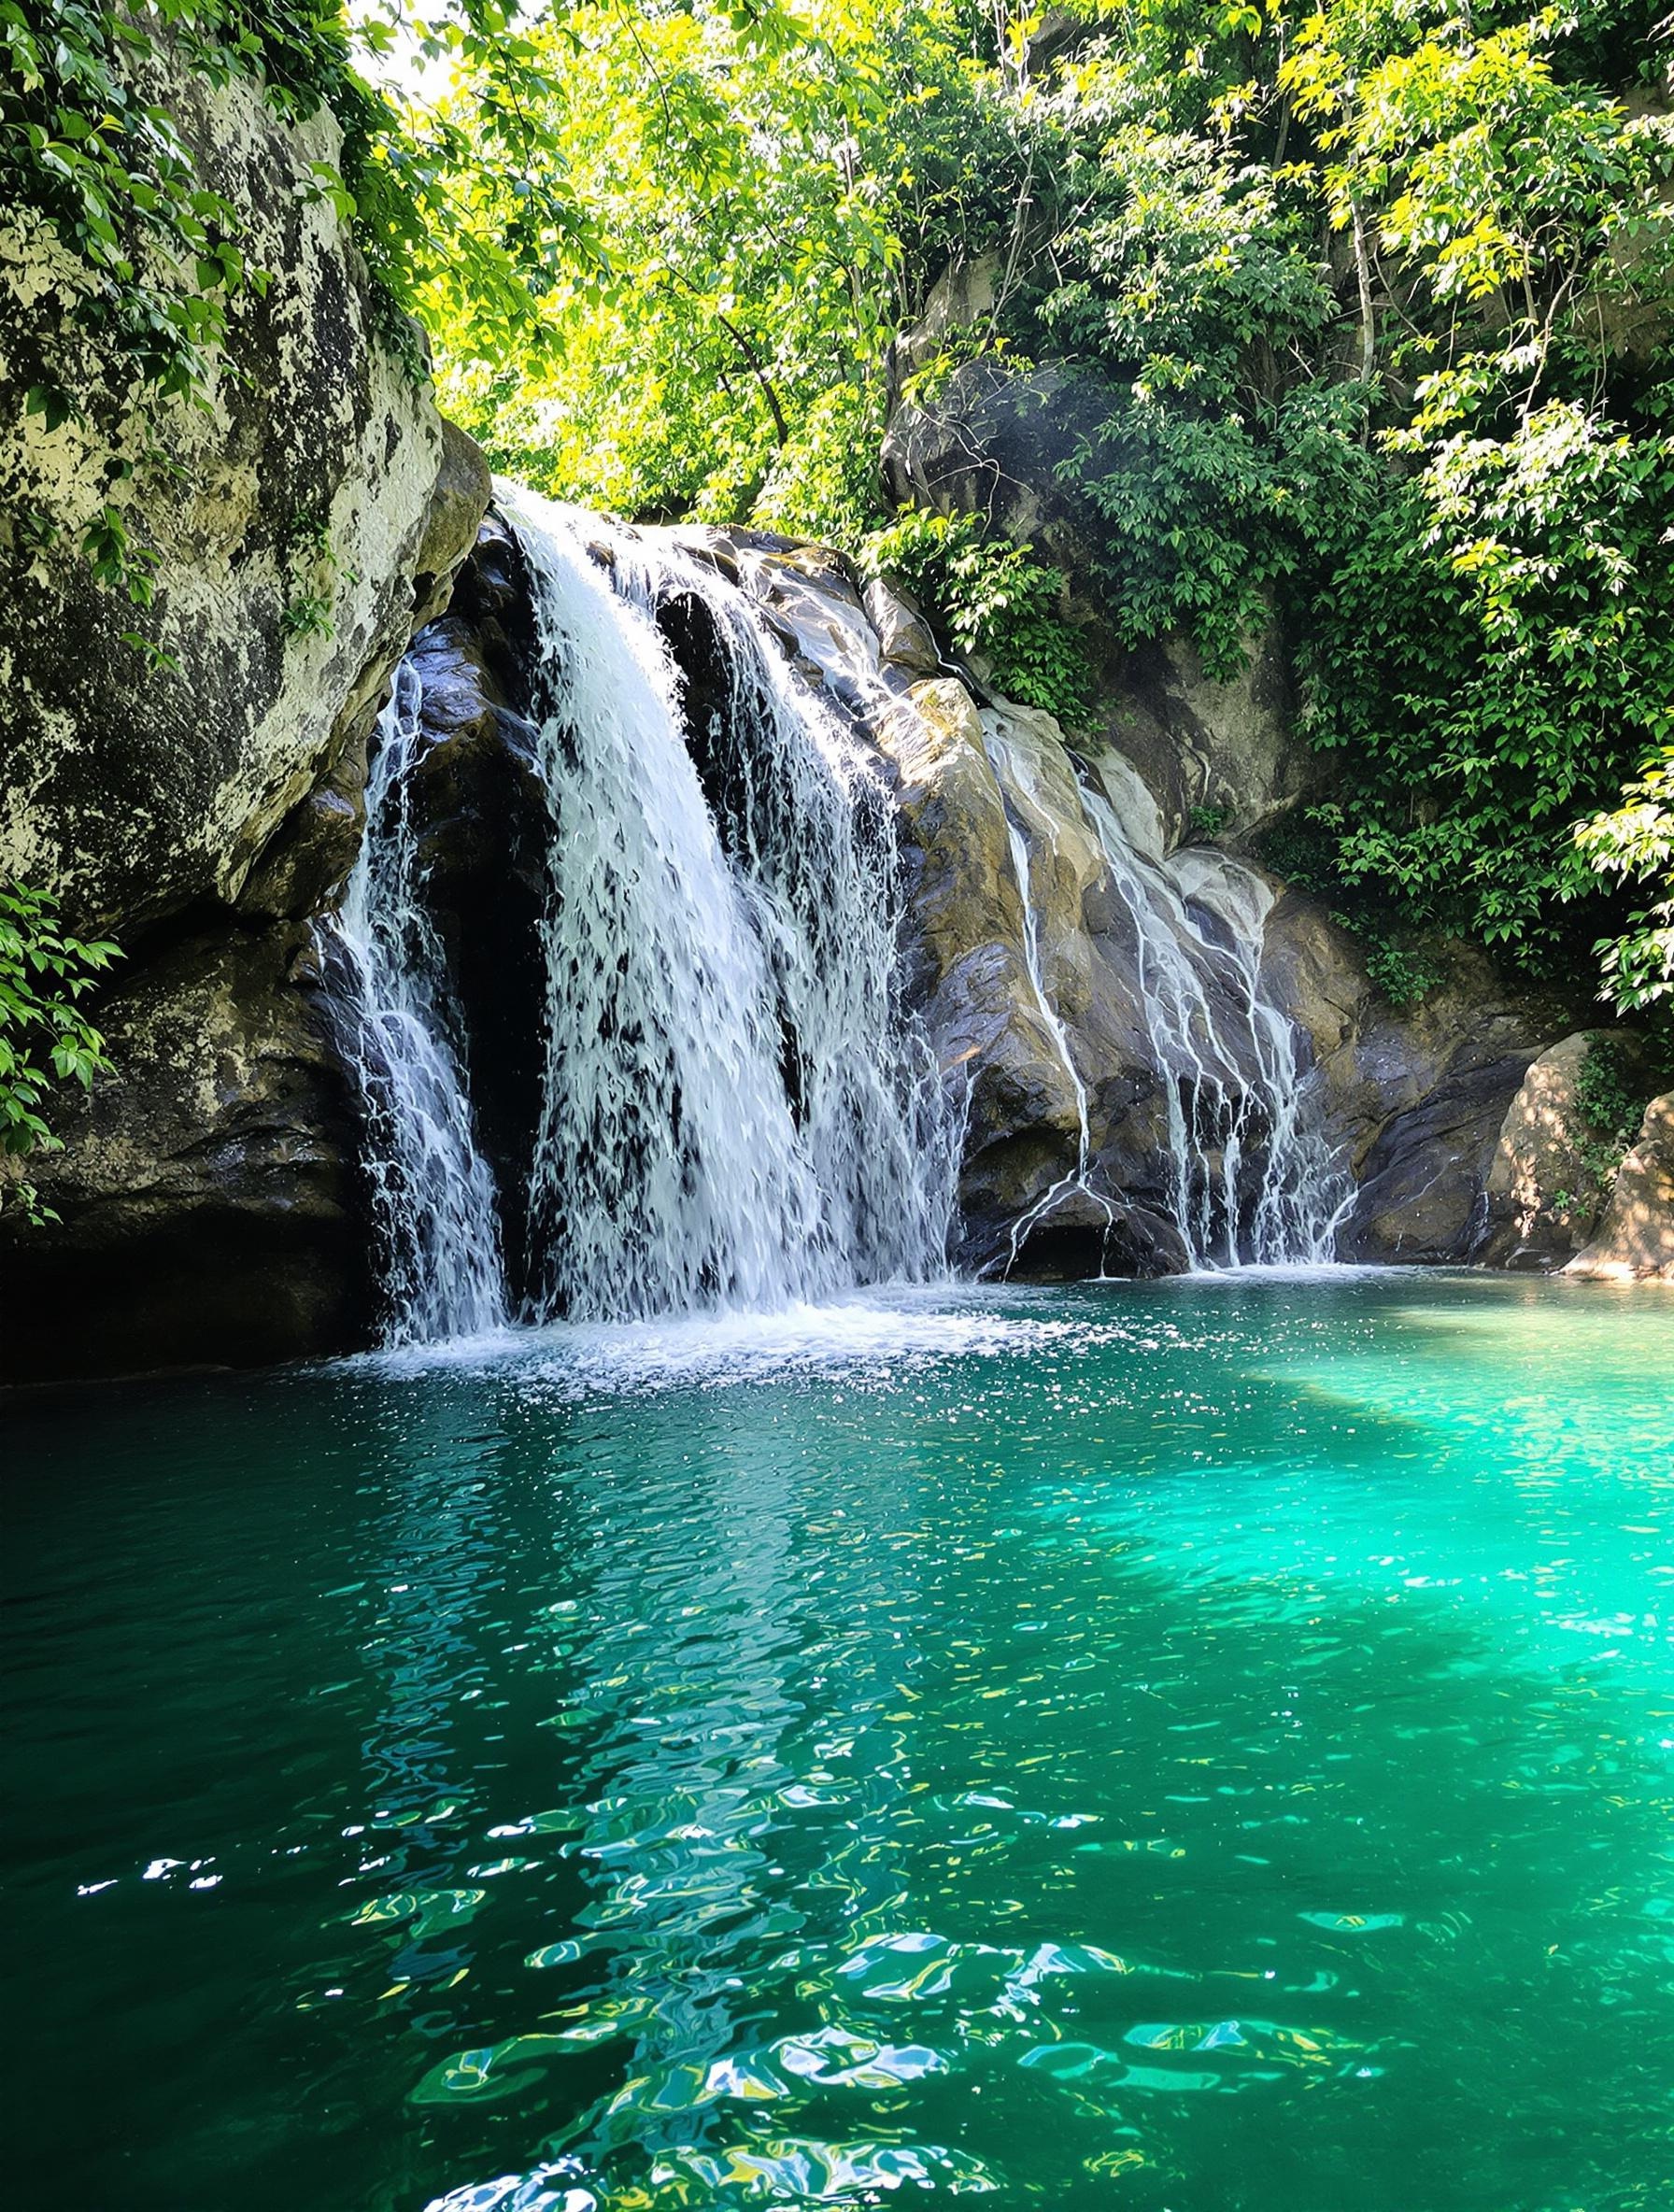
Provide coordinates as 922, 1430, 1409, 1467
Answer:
0, 928, 374, 1381
872, 279, 1624, 1275
756, 649, 1183, 1275
1260, 901, 1554, 1266
711, 532, 1544, 1280
1340, 1045, 1539, 1265
1568, 1092, 1674, 1282
397, 603, 550, 1300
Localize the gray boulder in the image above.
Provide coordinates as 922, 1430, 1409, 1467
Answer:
1480, 1031, 1646, 1269
0, 926, 372, 1379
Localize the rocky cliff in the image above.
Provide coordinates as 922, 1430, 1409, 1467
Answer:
873, 276, 1667, 1281
0, 52, 489, 1381
372, 513, 1613, 1291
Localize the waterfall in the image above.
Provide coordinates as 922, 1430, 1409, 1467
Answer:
967, 706, 1346, 1272
1078, 762, 1350, 1268
332, 486, 1342, 1333
501, 489, 957, 1321
331, 664, 509, 1343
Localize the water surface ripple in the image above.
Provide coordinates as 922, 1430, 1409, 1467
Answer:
6, 1276, 1674, 2210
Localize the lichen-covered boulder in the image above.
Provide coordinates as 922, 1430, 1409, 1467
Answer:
0, 927, 372, 1381
0, 55, 489, 940
1567, 1092, 1674, 1282
0, 41, 491, 1381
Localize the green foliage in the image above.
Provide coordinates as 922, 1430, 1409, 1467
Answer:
949, 0, 1674, 980
12, 0, 1674, 1014
1258, 804, 1442, 1007
1574, 746, 1674, 1012
1187, 803, 1228, 841
859, 505, 1093, 723
279, 508, 356, 640
0, 886, 120, 1224
1299, 400, 1674, 955
1574, 1037, 1647, 1148
1, 1, 360, 629
430, 2, 896, 532
1035, 128, 1357, 676
0, 1, 600, 601
3, 0, 276, 431
1359, 932, 1443, 1012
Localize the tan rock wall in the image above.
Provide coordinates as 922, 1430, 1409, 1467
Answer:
1568, 1093, 1674, 1282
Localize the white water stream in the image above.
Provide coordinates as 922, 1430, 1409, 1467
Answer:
503, 489, 958, 1322
332, 664, 510, 1342
1079, 765, 1350, 1268
977, 720, 1116, 1269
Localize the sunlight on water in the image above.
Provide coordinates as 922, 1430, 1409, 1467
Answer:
7, 1277, 1674, 2211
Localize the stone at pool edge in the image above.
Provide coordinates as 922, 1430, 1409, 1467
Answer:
1567, 1092, 1674, 1283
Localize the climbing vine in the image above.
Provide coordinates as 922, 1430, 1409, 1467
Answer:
0, 886, 120, 1223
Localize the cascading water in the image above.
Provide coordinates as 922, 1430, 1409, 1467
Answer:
500, 488, 958, 1321
331, 664, 510, 1342
978, 720, 1115, 1269
960, 702, 1345, 1273
1077, 759, 1351, 1268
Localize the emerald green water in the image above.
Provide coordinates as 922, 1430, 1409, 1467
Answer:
7, 1275, 1674, 2211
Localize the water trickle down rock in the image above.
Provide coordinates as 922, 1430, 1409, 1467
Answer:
707, 539, 1351, 1276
